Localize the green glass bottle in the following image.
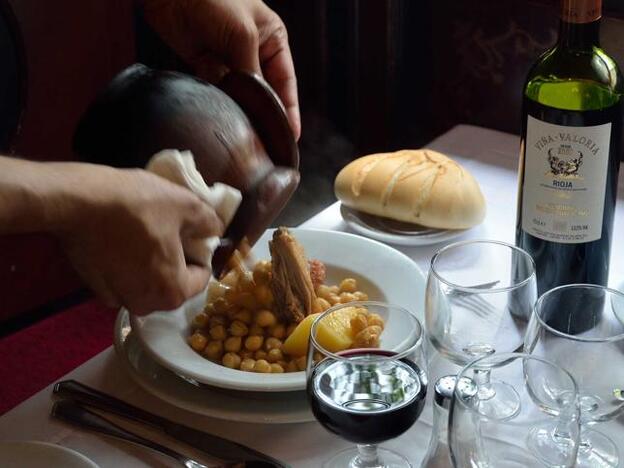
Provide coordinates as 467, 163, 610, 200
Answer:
516, 0, 623, 325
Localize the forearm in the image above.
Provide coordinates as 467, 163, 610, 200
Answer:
0, 155, 111, 235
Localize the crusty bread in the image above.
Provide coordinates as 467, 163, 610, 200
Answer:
334, 149, 486, 229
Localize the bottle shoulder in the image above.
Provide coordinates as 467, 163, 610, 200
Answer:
524, 45, 623, 110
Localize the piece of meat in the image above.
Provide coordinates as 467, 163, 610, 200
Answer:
309, 259, 326, 290
270, 227, 317, 323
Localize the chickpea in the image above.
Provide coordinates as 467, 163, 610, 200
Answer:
203, 302, 216, 315
189, 332, 207, 352
207, 280, 229, 299
222, 352, 242, 369
328, 294, 341, 305
316, 297, 331, 312
277, 360, 288, 369
233, 309, 252, 324
339, 292, 356, 304
192, 312, 209, 328
254, 285, 274, 308
224, 287, 238, 304
340, 278, 358, 293
254, 359, 271, 373
236, 292, 257, 310
350, 314, 368, 335
245, 335, 264, 351
267, 348, 284, 363
329, 285, 340, 295
286, 360, 299, 373
353, 325, 382, 348
203, 340, 223, 361
270, 363, 284, 373
229, 320, 249, 337
209, 325, 227, 341
316, 285, 332, 300
295, 356, 307, 371
353, 291, 369, 301
213, 297, 230, 314
224, 336, 242, 353
367, 313, 384, 329
208, 314, 227, 327
269, 323, 286, 340
240, 358, 256, 372
265, 337, 283, 351
239, 349, 254, 360
256, 310, 277, 328
253, 260, 272, 284
255, 350, 268, 360
286, 323, 297, 337
248, 324, 264, 336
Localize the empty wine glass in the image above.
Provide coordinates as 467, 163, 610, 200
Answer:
449, 353, 581, 468
306, 302, 428, 468
524, 284, 624, 468
425, 240, 537, 419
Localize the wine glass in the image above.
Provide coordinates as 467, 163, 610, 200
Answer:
425, 240, 537, 419
306, 302, 428, 468
449, 353, 581, 468
524, 284, 624, 468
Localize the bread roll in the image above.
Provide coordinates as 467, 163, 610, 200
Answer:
334, 149, 486, 229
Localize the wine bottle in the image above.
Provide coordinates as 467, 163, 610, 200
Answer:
516, 0, 623, 316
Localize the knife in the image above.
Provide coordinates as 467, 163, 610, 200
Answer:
53, 380, 289, 468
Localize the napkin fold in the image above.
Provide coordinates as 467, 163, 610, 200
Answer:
146, 149, 242, 273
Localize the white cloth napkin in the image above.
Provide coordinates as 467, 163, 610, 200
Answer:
146, 149, 242, 272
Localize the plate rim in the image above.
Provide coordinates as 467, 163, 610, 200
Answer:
0, 441, 99, 468
113, 310, 314, 424
128, 227, 425, 392
340, 203, 467, 246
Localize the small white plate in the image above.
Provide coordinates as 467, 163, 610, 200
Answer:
114, 310, 314, 424
0, 441, 99, 468
130, 228, 425, 392
340, 204, 467, 246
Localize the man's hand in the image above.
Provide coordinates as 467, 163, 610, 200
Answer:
142, 0, 301, 140
0, 157, 223, 315
55, 167, 224, 315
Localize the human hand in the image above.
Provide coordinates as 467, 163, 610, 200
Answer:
142, 0, 301, 140
53, 165, 224, 315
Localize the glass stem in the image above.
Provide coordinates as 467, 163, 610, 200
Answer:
473, 368, 496, 400
354, 444, 381, 467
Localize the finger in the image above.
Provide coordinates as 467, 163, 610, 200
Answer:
181, 264, 212, 299
226, 22, 262, 75
182, 201, 225, 239
190, 51, 230, 84
260, 30, 301, 140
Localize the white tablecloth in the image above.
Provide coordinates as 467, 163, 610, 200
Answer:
1, 125, 623, 467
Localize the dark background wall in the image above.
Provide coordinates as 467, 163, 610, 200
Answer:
1, 0, 623, 325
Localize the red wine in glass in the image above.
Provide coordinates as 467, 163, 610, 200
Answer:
306, 349, 427, 445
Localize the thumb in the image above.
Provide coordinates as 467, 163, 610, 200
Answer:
182, 265, 212, 299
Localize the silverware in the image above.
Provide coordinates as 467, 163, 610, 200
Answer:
53, 380, 288, 468
51, 399, 263, 468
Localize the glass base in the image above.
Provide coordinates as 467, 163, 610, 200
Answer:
576, 429, 619, 468
322, 446, 412, 468
476, 381, 521, 420
527, 422, 578, 467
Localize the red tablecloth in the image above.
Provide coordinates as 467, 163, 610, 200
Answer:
0, 300, 116, 415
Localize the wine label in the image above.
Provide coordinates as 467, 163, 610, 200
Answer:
521, 115, 611, 244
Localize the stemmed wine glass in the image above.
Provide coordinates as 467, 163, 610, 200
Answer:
425, 240, 537, 419
449, 353, 581, 468
524, 284, 624, 468
306, 302, 428, 468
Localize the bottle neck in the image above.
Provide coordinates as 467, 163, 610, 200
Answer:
558, 0, 602, 50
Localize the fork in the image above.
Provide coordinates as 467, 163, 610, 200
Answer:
51, 399, 270, 468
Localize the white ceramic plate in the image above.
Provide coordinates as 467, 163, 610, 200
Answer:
130, 228, 425, 392
0, 441, 99, 468
340, 204, 467, 246
114, 310, 314, 423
